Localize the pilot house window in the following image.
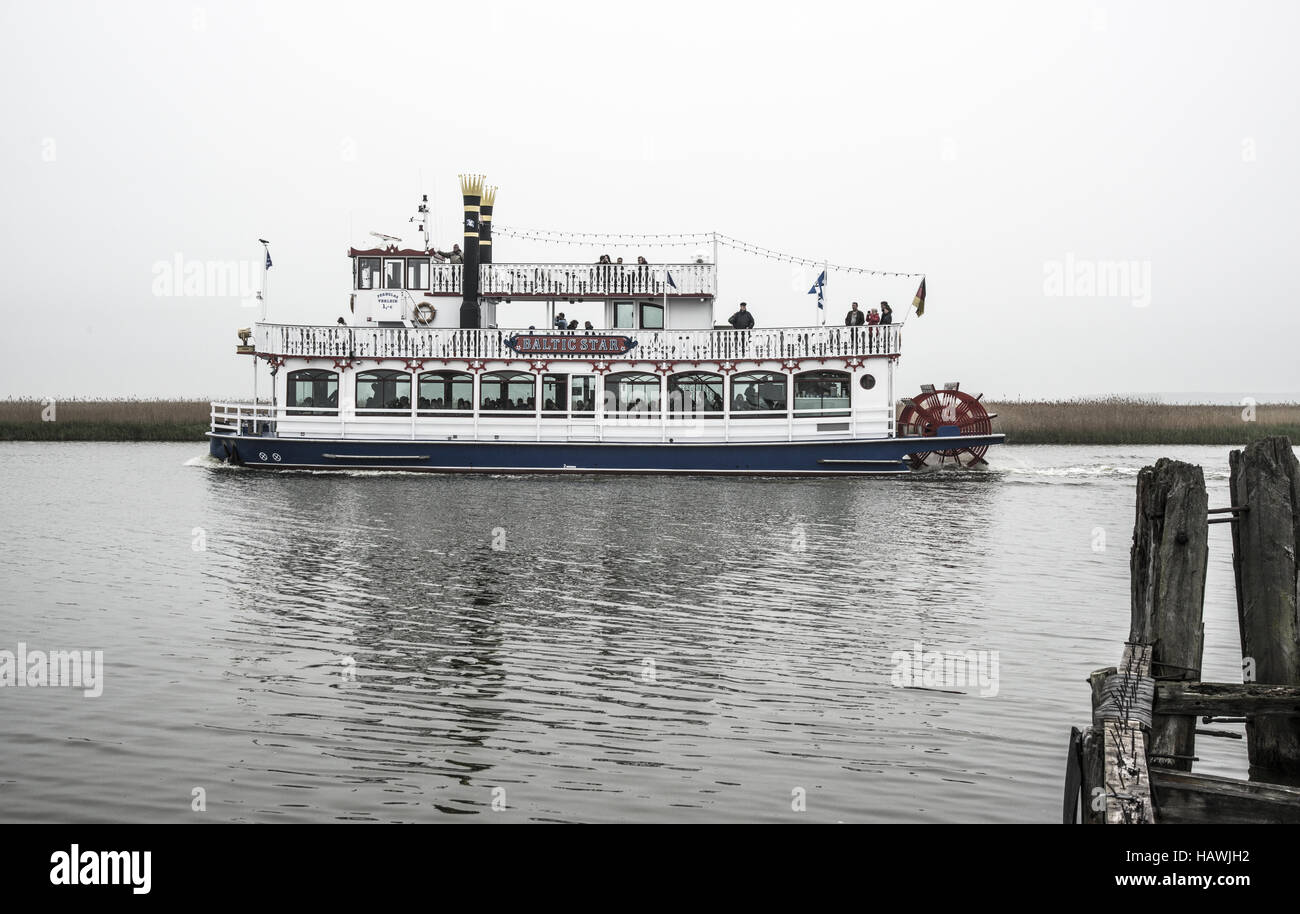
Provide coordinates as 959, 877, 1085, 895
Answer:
384, 260, 404, 289
356, 257, 381, 290
407, 259, 430, 290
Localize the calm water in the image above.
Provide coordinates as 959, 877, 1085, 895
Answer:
0, 442, 1255, 822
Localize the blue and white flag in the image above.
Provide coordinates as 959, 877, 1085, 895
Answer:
265, 249, 273, 270
666, 270, 677, 290
807, 270, 825, 309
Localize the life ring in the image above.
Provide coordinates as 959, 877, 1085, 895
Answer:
414, 303, 436, 325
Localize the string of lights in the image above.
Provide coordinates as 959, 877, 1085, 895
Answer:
493, 225, 925, 278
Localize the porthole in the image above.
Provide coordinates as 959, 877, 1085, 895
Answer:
859, 374, 876, 390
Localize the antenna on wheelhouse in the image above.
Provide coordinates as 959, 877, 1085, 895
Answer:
409, 194, 431, 252
369, 231, 401, 246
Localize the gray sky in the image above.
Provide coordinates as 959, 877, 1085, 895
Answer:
2, 0, 1296, 400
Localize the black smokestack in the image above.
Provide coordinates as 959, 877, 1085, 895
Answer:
459, 173, 483, 328
479, 185, 496, 266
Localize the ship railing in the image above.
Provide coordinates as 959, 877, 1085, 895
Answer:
256, 323, 901, 361
359, 263, 716, 298
480, 262, 715, 298
210, 401, 278, 436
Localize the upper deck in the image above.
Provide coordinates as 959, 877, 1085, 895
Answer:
352, 258, 717, 299
257, 322, 901, 362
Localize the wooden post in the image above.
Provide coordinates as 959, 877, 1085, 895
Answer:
1078, 666, 1115, 824
1130, 458, 1208, 772
1229, 436, 1300, 775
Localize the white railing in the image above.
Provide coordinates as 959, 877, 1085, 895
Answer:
210, 401, 277, 435
257, 323, 901, 362
480, 262, 714, 297
357, 262, 716, 298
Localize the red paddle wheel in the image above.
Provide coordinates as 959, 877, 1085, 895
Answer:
897, 383, 998, 469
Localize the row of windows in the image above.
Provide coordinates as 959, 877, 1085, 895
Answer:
287, 369, 859, 416
356, 257, 434, 291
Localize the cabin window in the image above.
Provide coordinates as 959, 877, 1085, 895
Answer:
605, 372, 660, 415
357, 257, 381, 290
355, 370, 411, 412
570, 376, 596, 416
668, 372, 724, 417
384, 260, 404, 289
480, 371, 535, 412
794, 370, 850, 415
541, 374, 568, 414
418, 371, 473, 415
407, 258, 430, 290
730, 372, 787, 417
613, 301, 636, 329
639, 302, 664, 330
286, 369, 338, 415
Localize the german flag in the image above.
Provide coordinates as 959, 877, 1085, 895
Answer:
911, 277, 927, 317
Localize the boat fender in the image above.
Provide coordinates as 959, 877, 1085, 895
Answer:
414, 303, 436, 325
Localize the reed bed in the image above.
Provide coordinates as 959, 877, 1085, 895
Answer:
0, 399, 212, 441
984, 397, 1300, 445
1, 396, 1297, 444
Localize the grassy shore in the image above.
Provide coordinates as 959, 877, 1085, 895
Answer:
1, 397, 1297, 445
987, 397, 1300, 445
0, 400, 210, 442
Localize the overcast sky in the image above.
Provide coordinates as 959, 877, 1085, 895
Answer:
1, 0, 1296, 400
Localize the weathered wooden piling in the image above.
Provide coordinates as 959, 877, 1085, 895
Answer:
1230, 436, 1300, 774
1130, 458, 1209, 771
1067, 437, 1300, 823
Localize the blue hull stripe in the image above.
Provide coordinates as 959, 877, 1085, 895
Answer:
208, 433, 1005, 475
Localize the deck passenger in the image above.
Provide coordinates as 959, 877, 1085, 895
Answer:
584, 321, 594, 332
845, 302, 865, 326
568, 319, 579, 330
879, 302, 893, 324
727, 302, 755, 330
554, 312, 568, 330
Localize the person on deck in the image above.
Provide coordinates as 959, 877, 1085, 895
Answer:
436, 244, 463, 263
567, 319, 579, 330
880, 302, 893, 324
845, 302, 865, 326
554, 312, 568, 330
728, 302, 755, 330
867, 308, 880, 326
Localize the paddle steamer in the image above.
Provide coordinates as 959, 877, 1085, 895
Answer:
208, 176, 1003, 474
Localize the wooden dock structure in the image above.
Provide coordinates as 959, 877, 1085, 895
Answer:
1065, 436, 1300, 823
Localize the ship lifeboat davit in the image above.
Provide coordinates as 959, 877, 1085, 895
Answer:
897, 383, 998, 469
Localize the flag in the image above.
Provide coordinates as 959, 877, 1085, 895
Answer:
666, 270, 677, 290
265, 249, 273, 270
807, 270, 826, 309
911, 277, 926, 317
